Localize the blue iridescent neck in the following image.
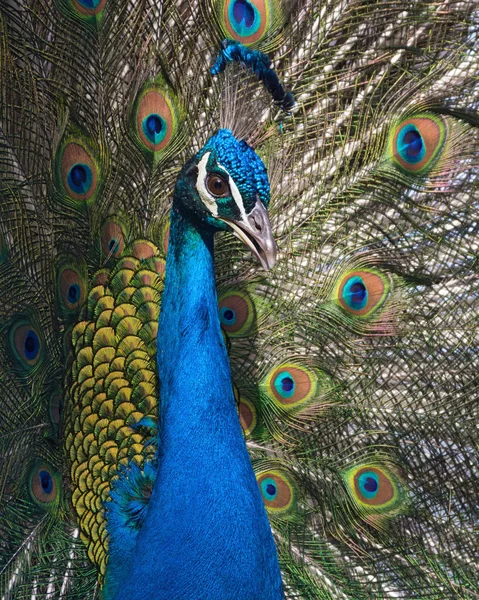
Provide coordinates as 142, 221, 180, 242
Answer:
111, 193, 283, 599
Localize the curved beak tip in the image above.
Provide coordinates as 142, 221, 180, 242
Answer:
221, 199, 278, 271
258, 239, 278, 271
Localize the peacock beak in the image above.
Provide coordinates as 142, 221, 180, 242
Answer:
220, 198, 277, 270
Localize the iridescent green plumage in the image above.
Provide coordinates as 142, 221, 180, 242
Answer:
1, 0, 478, 598
65, 242, 163, 579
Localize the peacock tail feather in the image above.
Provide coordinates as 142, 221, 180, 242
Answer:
1, 0, 478, 598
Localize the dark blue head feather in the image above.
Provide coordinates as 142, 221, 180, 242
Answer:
198, 129, 270, 209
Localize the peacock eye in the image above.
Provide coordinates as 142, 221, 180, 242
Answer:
29, 465, 59, 506
343, 464, 405, 515
257, 470, 295, 514
11, 321, 43, 368
206, 173, 230, 197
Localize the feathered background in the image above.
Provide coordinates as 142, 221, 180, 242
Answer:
0, 0, 478, 598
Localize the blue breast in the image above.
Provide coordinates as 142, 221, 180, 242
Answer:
107, 211, 283, 600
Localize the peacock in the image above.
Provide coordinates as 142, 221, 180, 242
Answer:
0, 0, 478, 598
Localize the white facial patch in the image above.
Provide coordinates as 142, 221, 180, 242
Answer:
196, 153, 218, 217
195, 152, 248, 220
226, 172, 248, 222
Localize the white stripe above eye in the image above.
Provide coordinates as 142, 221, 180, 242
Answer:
196, 153, 218, 217
195, 153, 247, 220
226, 171, 248, 222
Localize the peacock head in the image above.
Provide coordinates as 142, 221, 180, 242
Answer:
173, 129, 277, 269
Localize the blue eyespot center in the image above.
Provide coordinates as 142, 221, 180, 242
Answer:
397, 124, 425, 164
403, 130, 422, 157
358, 471, 379, 499
343, 276, 368, 310
67, 163, 93, 195
39, 470, 53, 495
233, 0, 255, 27
146, 115, 163, 135
71, 165, 86, 186
228, 0, 260, 36
350, 281, 366, 303
261, 478, 278, 501
67, 283, 80, 303
78, 0, 101, 8
219, 306, 237, 325
274, 371, 295, 399
24, 330, 40, 360
109, 239, 119, 252
142, 114, 167, 145
266, 483, 276, 496
281, 377, 294, 393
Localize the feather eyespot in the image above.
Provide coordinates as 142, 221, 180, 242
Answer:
58, 266, 87, 312
220, 0, 270, 44
356, 470, 384, 501
72, 0, 106, 17
257, 470, 294, 513
142, 114, 166, 146
264, 364, 318, 409
30, 465, 59, 505
239, 397, 257, 435
344, 464, 404, 514
206, 173, 230, 198
391, 115, 446, 173
60, 143, 98, 202
335, 270, 390, 318
101, 220, 127, 259
11, 322, 43, 368
218, 290, 255, 336
133, 84, 180, 156
67, 163, 92, 194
